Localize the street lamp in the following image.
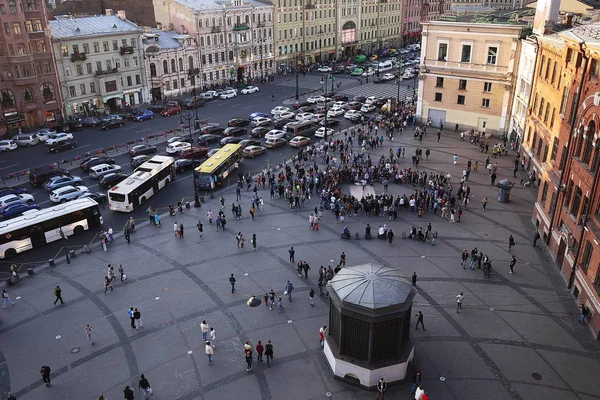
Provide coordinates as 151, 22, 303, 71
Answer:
318, 28, 323, 64
180, 114, 201, 207
256, 37, 266, 82
295, 54, 300, 100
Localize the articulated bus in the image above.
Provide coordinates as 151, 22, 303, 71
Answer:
108, 155, 175, 212
195, 144, 244, 189
0, 198, 102, 259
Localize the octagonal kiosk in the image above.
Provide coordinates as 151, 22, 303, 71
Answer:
324, 263, 416, 388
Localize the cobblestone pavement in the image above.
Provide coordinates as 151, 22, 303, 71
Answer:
1, 126, 600, 400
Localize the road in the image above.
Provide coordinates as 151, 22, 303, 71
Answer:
0, 72, 416, 269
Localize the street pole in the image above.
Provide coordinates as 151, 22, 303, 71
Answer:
295, 54, 300, 100
331, 73, 334, 92
181, 114, 201, 207
259, 39, 264, 82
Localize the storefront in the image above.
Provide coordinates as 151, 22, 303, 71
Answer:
123, 89, 142, 107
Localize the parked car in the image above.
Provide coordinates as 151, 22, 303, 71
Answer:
219, 90, 237, 99
361, 104, 376, 113
333, 94, 349, 101
197, 133, 222, 145
59, 120, 84, 132
238, 139, 261, 147
183, 97, 205, 109
223, 127, 247, 137
347, 101, 363, 110
180, 146, 208, 159
44, 175, 83, 191
220, 137, 243, 146
200, 123, 224, 135
135, 110, 154, 121
353, 95, 367, 103
243, 145, 266, 158
289, 136, 311, 147
47, 140, 77, 153
273, 118, 289, 129
315, 127, 334, 138
160, 106, 181, 116
33, 128, 57, 141
49, 185, 89, 203
265, 137, 286, 148
129, 144, 157, 156
317, 66, 332, 72
80, 116, 101, 127
99, 119, 124, 130
0, 186, 28, 197
78, 192, 108, 203
251, 127, 269, 137
89, 164, 122, 179
297, 106, 315, 113
149, 104, 167, 113
174, 158, 201, 173
292, 100, 310, 109
45, 132, 73, 146
228, 118, 250, 127
382, 73, 396, 81
0, 140, 17, 151
131, 155, 151, 168
249, 112, 269, 120
265, 130, 286, 140
320, 118, 340, 127
167, 136, 191, 145
252, 117, 272, 127
166, 141, 191, 154
306, 96, 326, 104
99, 173, 127, 188
241, 85, 259, 94
327, 108, 344, 117
80, 156, 116, 171
0, 193, 36, 212
270, 106, 290, 115
29, 166, 70, 187
1, 203, 39, 220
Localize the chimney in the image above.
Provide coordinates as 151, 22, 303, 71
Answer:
117, 10, 126, 20
144, 26, 152, 33
564, 13, 574, 27
105, 9, 113, 16
157, 22, 162, 30
532, 0, 560, 35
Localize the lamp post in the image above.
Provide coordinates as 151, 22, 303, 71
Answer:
318, 28, 323, 64
295, 54, 300, 100
257, 37, 266, 82
180, 114, 201, 207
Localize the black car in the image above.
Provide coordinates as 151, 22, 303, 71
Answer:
78, 192, 107, 203
200, 123, 224, 135
347, 114, 363, 123
59, 120, 84, 132
197, 134, 221, 145
129, 144, 157, 156
333, 94, 349, 101
29, 166, 70, 187
80, 117, 101, 127
174, 158, 201, 173
80, 156, 116, 171
99, 172, 127, 188
320, 118, 340, 127
238, 139, 261, 147
323, 92, 336, 98
48, 139, 77, 153
227, 118, 250, 127
183, 97, 205, 109
353, 95, 367, 103
223, 127, 247, 137
250, 127, 269, 138
220, 137, 243, 146
131, 155, 151, 168
373, 77, 383, 84
149, 103, 167, 113
297, 106, 315, 113
373, 97, 391, 108
273, 119, 289, 129
292, 100, 310, 109
100, 119, 124, 130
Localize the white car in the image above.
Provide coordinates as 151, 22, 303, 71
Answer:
361, 104, 376, 113
34, 128, 57, 142
271, 106, 290, 115
318, 66, 332, 72
307, 96, 326, 104
344, 110, 362, 119
309, 113, 325, 122
365, 96, 377, 105
361, 69, 375, 77
49, 185, 89, 203
205, 90, 219, 98
166, 141, 191, 154
295, 112, 315, 121
241, 85, 259, 94
277, 111, 296, 120
264, 129, 287, 140
382, 73, 396, 81
333, 101, 349, 109
0, 194, 35, 211
327, 108, 344, 117
45, 132, 74, 146
219, 90, 237, 99
252, 117, 272, 127
0, 140, 17, 151
315, 127, 333, 138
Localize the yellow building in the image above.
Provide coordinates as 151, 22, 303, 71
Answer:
416, 20, 525, 134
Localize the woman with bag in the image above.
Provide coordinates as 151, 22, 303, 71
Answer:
138, 374, 152, 399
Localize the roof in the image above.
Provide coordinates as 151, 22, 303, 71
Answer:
143, 29, 188, 50
327, 263, 415, 315
561, 21, 600, 44
49, 15, 140, 40
172, 0, 272, 11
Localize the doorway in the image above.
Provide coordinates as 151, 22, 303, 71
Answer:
556, 239, 567, 272
478, 118, 488, 133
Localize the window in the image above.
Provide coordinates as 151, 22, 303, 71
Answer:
23, 88, 33, 103
551, 137, 559, 161
112, 40, 118, 51
3, 23, 9, 35
571, 187, 582, 217
163, 60, 168, 74
69, 86, 76, 97
0, 4, 5, 13
60, 45, 68, 57
434, 92, 442, 102
9, 0, 16, 13
180, 78, 185, 88
25, 20, 33, 33
458, 80, 467, 90
90, 82, 96, 93
76, 65, 83, 76
437, 42, 448, 61
103, 41, 109, 52
12, 22, 21, 34
544, 102, 550, 124
486, 46, 498, 65
136, 75, 141, 85
93, 42, 99, 53
483, 82, 492, 92
150, 63, 156, 77
171, 59, 176, 72
457, 95, 465, 105
106, 60, 112, 70
461, 44, 471, 62
545, 58, 551, 80
83, 43, 89, 53
105, 80, 118, 92
80, 84, 86, 95
482, 98, 490, 108
173, 79, 178, 89
541, 181, 548, 203
582, 121, 595, 165
580, 241, 593, 273
127, 76, 132, 86
435, 77, 443, 87
560, 86, 569, 115
551, 61, 558, 84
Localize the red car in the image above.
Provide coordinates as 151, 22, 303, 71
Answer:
180, 146, 208, 159
160, 106, 181, 117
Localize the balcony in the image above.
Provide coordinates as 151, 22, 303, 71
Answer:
233, 23, 250, 31
304, 3, 316, 8
70, 52, 87, 62
95, 68, 119, 77
257, 22, 266, 28
119, 46, 134, 55
211, 26, 221, 33
13, 75, 38, 86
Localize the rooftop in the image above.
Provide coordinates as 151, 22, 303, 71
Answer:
172, 0, 272, 11
49, 15, 140, 39
142, 29, 191, 50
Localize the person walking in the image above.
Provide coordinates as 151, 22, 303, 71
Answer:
256, 341, 264, 363
40, 365, 51, 386
302, 262, 311, 278
388, 229, 394, 244
410, 371, 422, 397
124, 386, 135, 400
244, 343, 253, 372
277, 297, 284, 312
309, 288, 315, 307
264, 340, 274, 366
319, 326, 327, 346
251, 233, 257, 251
508, 234, 515, 251
84, 324, 94, 345
456, 292, 464, 313
284, 280, 293, 301
533, 230, 540, 247
338, 252, 346, 267
104, 276, 113, 294
7, 392, 16, 400
2, 289, 15, 308
197, 221, 203, 238
53, 285, 64, 305
509, 255, 516, 274
174, 222, 179, 237
133, 308, 143, 329
128, 307, 135, 328
138, 374, 152, 399
289, 247, 295, 262
200, 320, 209, 342
415, 311, 425, 330
412, 272, 417, 286
119, 264, 126, 282
481, 196, 488, 211
376, 378, 387, 400
205, 341, 214, 364
179, 223, 184, 238
210, 327, 216, 348
415, 384, 425, 400
229, 274, 236, 293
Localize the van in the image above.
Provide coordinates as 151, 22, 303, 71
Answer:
285, 120, 318, 137
14, 134, 40, 147
378, 61, 393, 72
89, 163, 121, 179
29, 165, 70, 187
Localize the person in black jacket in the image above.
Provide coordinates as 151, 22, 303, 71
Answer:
138, 374, 151, 399
40, 365, 51, 386
410, 371, 422, 396
123, 385, 135, 400
376, 378, 387, 399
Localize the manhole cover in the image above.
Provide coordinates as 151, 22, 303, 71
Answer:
287, 320, 293, 324
531, 373, 542, 381
421, 255, 425, 258
440, 376, 446, 381
482, 233, 489, 237
330, 260, 335, 263
71, 347, 80, 354
326, 392, 332, 397
277, 228, 281, 231
15, 296, 21, 300
55, 335, 61, 340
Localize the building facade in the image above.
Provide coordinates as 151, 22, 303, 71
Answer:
507, 36, 536, 150
416, 20, 524, 133
49, 12, 149, 117
358, 0, 403, 55
402, 0, 427, 45
153, 0, 275, 87
0, 0, 62, 136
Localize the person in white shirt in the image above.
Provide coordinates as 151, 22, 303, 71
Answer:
456, 292, 464, 313
209, 327, 216, 348
205, 341, 214, 364
200, 320, 210, 341
415, 384, 425, 400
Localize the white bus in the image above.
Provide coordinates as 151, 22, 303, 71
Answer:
0, 198, 103, 259
108, 155, 175, 212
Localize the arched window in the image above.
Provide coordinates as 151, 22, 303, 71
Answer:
179, 58, 183, 71
538, 97, 544, 117
551, 61, 557, 85
163, 60, 168, 74
1, 89, 15, 108
200, 37, 204, 46
582, 120, 595, 164
539, 55, 545, 77
40, 83, 55, 102
24, 88, 34, 103
150, 63, 157, 77
545, 59, 551, 80
171, 59, 176, 72
207, 36, 211, 46
189, 56, 194, 70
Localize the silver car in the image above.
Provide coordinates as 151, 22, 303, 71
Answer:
49, 185, 89, 203
0, 193, 36, 212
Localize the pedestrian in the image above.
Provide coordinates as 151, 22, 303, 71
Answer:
377, 378, 387, 400
229, 273, 236, 293
256, 340, 264, 363
128, 307, 135, 328
453, 154, 458, 165
124, 386, 135, 400
124, 226, 131, 243
210, 327, 216, 348
277, 297, 284, 312
179, 223, 184, 238
319, 325, 327, 346
207, 210, 213, 224
338, 252, 346, 267
2, 289, 15, 308
508, 234, 515, 251
388, 229, 394, 244
40, 365, 51, 386
410, 371, 422, 396
244, 342, 253, 372
197, 221, 203, 238
481, 196, 488, 211
303, 261, 311, 278
205, 341, 214, 364
119, 264, 126, 282
200, 320, 209, 342
108, 226, 114, 241
415, 311, 425, 330
174, 222, 178, 237
133, 308, 143, 329
7, 393, 16, 400
491, 172, 497, 185
104, 276, 113, 294
509, 255, 516, 274
579, 304, 588, 324
265, 340, 274, 366
284, 280, 293, 301
84, 323, 94, 345
268, 289, 275, 310
289, 246, 295, 262
138, 374, 152, 399
412, 272, 417, 286
533, 230, 540, 247
456, 292, 464, 313
309, 288, 315, 307
415, 384, 425, 400
53, 285, 64, 305
251, 233, 257, 251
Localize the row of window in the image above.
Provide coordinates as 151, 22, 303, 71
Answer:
434, 77, 493, 92
60, 38, 137, 57
433, 91, 491, 107
437, 42, 498, 65
0, 39, 47, 56
198, 13, 271, 29
0, 83, 56, 109
0, 0, 39, 13
3, 19, 42, 35
66, 74, 141, 97
199, 29, 272, 48
64, 57, 140, 78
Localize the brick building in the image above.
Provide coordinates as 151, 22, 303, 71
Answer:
0, 0, 62, 136
53, 0, 157, 27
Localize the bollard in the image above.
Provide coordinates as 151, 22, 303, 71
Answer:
68, 250, 76, 258
49, 259, 55, 267
27, 268, 34, 275
186, 201, 191, 209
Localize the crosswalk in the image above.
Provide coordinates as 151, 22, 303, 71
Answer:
342, 82, 413, 102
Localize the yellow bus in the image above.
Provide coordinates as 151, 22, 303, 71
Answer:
195, 144, 243, 189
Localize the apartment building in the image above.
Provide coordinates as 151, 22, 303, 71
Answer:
402, 0, 427, 45
358, 0, 403, 54
0, 0, 62, 135
49, 11, 148, 117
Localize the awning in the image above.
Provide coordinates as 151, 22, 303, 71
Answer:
5, 114, 25, 124
103, 94, 121, 102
